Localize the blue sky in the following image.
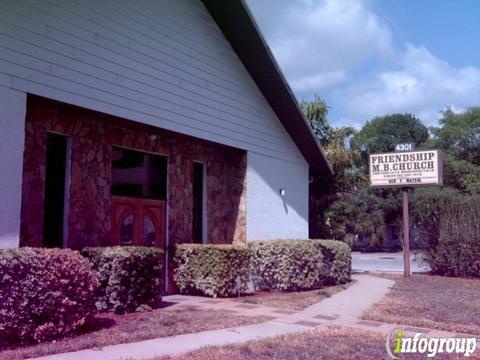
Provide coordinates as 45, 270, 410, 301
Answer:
246, 0, 480, 128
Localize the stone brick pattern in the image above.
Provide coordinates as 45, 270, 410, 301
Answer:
20, 96, 247, 249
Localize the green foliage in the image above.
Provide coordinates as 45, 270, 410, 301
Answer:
0, 248, 98, 344
423, 196, 480, 277
301, 95, 331, 145
249, 240, 351, 291
324, 189, 387, 247
82, 246, 163, 313
313, 240, 352, 285
304, 95, 480, 252
302, 96, 361, 189
173, 244, 250, 298
309, 125, 363, 239
352, 113, 429, 169
443, 154, 480, 194
249, 240, 323, 291
303, 97, 363, 239
324, 126, 364, 190
432, 107, 480, 166
430, 107, 480, 194
306, 108, 429, 243
410, 187, 461, 249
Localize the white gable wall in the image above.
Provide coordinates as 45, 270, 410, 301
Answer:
0, 0, 310, 246
247, 153, 309, 240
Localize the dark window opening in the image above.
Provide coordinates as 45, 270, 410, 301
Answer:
111, 147, 167, 200
43, 133, 68, 248
192, 162, 205, 244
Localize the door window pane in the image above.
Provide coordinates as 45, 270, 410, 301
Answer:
143, 215, 156, 247
120, 214, 134, 245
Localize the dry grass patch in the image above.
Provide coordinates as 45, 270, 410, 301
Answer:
160, 326, 425, 360
368, 272, 403, 281
234, 281, 354, 311
0, 306, 266, 360
364, 274, 480, 335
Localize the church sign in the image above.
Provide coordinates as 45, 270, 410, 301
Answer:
369, 147, 443, 278
369, 149, 443, 187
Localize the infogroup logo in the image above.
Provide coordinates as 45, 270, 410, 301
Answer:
386, 328, 478, 358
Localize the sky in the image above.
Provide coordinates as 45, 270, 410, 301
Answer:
246, 0, 480, 128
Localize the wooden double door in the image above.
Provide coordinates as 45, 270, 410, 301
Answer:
111, 196, 166, 248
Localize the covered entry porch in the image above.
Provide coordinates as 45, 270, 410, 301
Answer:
19, 95, 247, 290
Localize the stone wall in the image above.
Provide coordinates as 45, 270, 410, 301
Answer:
20, 96, 247, 249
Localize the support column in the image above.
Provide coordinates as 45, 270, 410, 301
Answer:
0, 87, 26, 248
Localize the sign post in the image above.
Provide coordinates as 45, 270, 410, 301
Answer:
369, 146, 443, 278
402, 187, 410, 277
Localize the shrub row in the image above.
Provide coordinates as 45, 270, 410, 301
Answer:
174, 240, 351, 297
0, 248, 98, 344
82, 246, 164, 313
249, 240, 351, 291
0, 246, 164, 345
174, 244, 250, 297
249, 240, 324, 291
316, 240, 352, 285
1, 240, 350, 344
423, 196, 480, 277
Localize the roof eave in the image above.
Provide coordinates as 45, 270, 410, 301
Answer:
201, 0, 333, 176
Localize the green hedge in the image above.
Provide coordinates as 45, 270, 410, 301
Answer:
249, 240, 351, 291
81, 246, 163, 313
424, 196, 480, 277
315, 240, 352, 285
0, 248, 98, 344
173, 244, 250, 298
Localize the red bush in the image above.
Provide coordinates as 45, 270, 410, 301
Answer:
0, 248, 99, 344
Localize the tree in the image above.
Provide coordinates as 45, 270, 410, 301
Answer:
323, 126, 363, 190
307, 99, 480, 249
442, 154, 480, 194
351, 114, 429, 170
327, 113, 430, 247
308, 125, 364, 238
432, 106, 480, 166
303, 97, 364, 238
323, 188, 387, 247
301, 95, 331, 145
410, 187, 461, 249
430, 107, 480, 194
301, 96, 362, 191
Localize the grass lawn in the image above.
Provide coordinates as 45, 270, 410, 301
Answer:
234, 281, 354, 311
0, 306, 267, 360
363, 274, 480, 335
159, 326, 425, 360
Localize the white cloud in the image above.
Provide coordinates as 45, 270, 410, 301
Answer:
246, 0, 394, 94
341, 45, 480, 125
247, 0, 480, 127
291, 71, 347, 92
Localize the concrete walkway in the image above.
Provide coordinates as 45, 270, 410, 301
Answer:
303, 275, 394, 318
33, 274, 467, 360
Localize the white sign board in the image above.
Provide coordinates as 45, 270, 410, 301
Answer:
369, 150, 443, 187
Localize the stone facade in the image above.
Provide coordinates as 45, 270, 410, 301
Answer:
20, 96, 247, 249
